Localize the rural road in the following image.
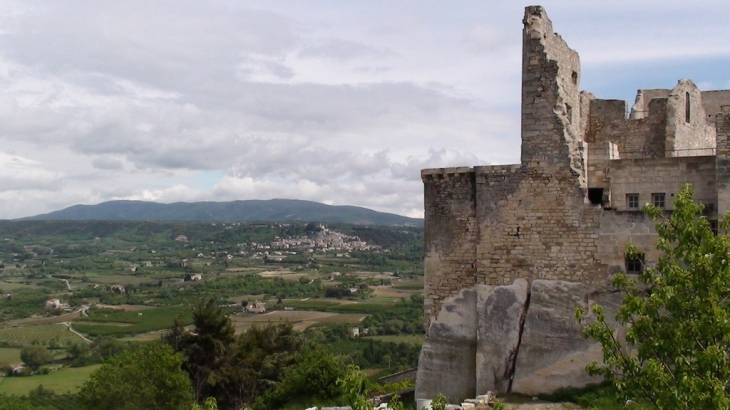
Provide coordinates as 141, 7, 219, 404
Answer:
60, 321, 92, 343
51, 276, 72, 290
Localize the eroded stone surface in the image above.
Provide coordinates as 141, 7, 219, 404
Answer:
416, 287, 481, 403
511, 280, 623, 395
476, 278, 529, 395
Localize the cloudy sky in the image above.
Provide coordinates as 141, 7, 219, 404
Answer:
0, 0, 728, 219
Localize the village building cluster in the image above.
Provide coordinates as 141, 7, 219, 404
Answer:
269, 226, 374, 253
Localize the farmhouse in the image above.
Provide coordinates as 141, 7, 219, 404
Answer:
246, 302, 266, 314
44, 299, 68, 309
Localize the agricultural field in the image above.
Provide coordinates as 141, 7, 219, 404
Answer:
0, 364, 101, 395
0, 347, 21, 364
0, 220, 425, 397
71, 306, 193, 337
229, 311, 367, 332
0, 324, 86, 346
2, 310, 83, 328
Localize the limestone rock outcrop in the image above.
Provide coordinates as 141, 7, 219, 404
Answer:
415, 287, 483, 403
511, 280, 616, 395
476, 278, 529, 394
416, 279, 623, 401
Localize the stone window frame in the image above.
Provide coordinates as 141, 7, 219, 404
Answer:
652, 193, 666, 209
626, 253, 645, 274
626, 193, 639, 209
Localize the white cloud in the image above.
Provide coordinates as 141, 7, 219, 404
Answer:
0, 1, 726, 219
0, 152, 62, 192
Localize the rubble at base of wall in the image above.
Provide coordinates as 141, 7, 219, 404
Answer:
417, 392, 499, 410
415, 278, 623, 403
308, 407, 352, 410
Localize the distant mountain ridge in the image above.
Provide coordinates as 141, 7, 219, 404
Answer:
22, 199, 423, 226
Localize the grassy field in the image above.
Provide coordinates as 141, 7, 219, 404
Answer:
2, 310, 82, 328
0, 324, 86, 346
370, 285, 421, 299
72, 306, 192, 337
326, 303, 401, 314
87, 275, 153, 285
0, 280, 39, 291
226, 294, 267, 303
0, 364, 101, 395
0, 347, 21, 364
93, 304, 153, 311
284, 299, 340, 310
365, 296, 402, 303
229, 311, 366, 333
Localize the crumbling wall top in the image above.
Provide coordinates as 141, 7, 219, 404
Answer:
523, 6, 553, 40
521, 5, 583, 186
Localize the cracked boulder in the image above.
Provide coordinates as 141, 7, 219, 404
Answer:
511, 280, 623, 395
476, 278, 529, 395
416, 286, 491, 403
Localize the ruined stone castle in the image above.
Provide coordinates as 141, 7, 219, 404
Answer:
416, 5, 730, 405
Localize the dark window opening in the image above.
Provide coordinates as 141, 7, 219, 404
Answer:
685, 92, 691, 123
652, 193, 666, 208
571, 71, 578, 85
566, 104, 572, 122
626, 193, 639, 209
626, 253, 645, 274
588, 188, 604, 205
710, 220, 719, 236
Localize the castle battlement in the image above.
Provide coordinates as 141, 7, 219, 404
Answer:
474, 164, 522, 175
421, 167, 474, 180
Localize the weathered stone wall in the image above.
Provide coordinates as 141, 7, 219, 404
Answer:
595, 211, 658, 274
630, 89, 670, 119
716, 109, 730, 217
584, 96, 670, 194
586, 97, 668, 159
521, 6, 584, 186
666, 80, 716, 154
422, 168, 478, 323
474, 165, 605, 287
702, 90, 730, 126
608, 156, 716, 210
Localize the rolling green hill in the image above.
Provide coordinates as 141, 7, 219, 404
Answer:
22, 199, 422, 226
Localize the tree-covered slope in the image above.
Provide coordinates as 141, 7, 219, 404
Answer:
22, 199, 422, 226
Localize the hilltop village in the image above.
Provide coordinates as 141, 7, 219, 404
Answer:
416, 5, 730, 406
268, 225, 375, 253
